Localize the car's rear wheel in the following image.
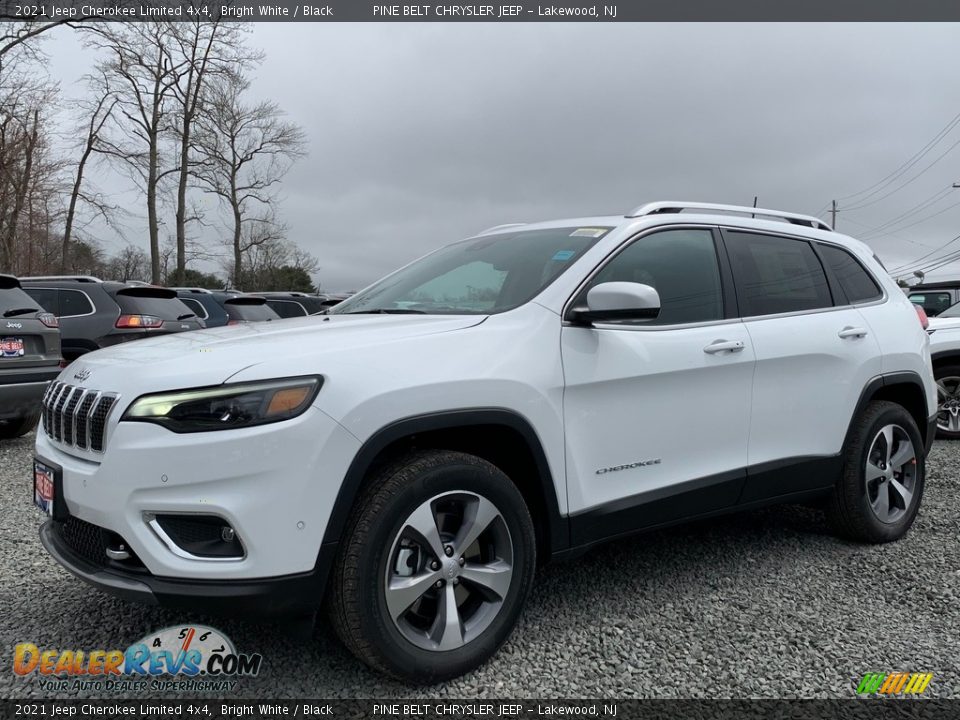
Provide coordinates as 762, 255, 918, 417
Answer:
827, 400, 924, 543
934, 364, 960, 439
329, 450, 536, 682
0, 411, 40, 440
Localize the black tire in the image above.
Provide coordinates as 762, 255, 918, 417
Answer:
934, 364, 960, 439
827, 400, 925, 543
329, 450, 536, 683
0, 412, 40, 440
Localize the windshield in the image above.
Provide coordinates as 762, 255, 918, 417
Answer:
331, 226, 610, 315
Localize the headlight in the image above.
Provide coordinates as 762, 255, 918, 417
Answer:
121, 376, 322, 433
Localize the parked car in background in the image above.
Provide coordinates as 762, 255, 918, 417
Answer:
173, 288, 281, 326
908, 281, 960, 316
36, 201, 935, 682
317, 292, 353, 311
251, 291, 329, 318
925, 300, 960, 438
0, 274, 61, 439
20, 277, 205, 361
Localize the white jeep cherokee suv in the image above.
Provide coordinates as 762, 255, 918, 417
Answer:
34, 202, 936, 682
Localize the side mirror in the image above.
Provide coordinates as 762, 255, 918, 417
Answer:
569, 282, 661, 324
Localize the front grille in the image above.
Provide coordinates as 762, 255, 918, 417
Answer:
42, 383, 118, 453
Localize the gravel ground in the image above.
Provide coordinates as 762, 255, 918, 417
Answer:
1, 431, 958, 700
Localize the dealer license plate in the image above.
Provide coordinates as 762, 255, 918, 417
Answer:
33, 459, 56, 516
0, 337, 24, 357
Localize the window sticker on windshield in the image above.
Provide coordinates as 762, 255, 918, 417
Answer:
552, 250, 576, 261
569, 228, 608, 238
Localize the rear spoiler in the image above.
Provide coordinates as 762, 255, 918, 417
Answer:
116, 286, 177, 299
0, 274, 21, 290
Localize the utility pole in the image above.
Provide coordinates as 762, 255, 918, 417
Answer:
831, 199, 837, 229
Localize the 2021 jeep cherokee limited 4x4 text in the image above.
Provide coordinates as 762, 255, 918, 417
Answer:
33, 202, 936, 682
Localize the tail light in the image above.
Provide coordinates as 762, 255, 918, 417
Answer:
914, 305, 929, 330
58, 359, 68, 368
227, 319, 240, 326
38, 312, 58, 328
116, 314, 163, 329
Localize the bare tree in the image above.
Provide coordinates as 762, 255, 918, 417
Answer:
61, 72, 119, 271
192, 72, 306, 289
85, 23, 187, 283
167, 20, 260, 279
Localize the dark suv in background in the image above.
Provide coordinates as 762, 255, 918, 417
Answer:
0, 275, 61, 438
251, 291, 330, 317
173, 288, 281, 326
21, 277, 204, 361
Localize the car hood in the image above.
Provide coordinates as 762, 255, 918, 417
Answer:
928, 316, 960, 331
61, 314, 486, 398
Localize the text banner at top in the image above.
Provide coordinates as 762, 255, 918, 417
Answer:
2, 0, 960, 22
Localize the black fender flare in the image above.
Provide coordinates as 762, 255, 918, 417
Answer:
319, 408, 569, 555
845, 371, 933, 450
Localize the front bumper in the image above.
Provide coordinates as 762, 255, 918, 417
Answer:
35, 404, 360, 582
40, 520, 334, 615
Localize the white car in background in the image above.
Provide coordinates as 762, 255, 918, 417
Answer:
926, 301, 960, 438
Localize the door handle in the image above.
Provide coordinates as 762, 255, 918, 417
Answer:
838, 326, 869, 339
703, 340, 745, 354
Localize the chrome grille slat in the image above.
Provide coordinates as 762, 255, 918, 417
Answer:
40, 383, 117, 453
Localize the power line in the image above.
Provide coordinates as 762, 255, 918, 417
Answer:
842, 136, 960, 212
858, 186, 954, 236
833, 109, 960, 204
889, 233, 960, 275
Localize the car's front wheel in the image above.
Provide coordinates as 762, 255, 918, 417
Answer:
934, 364, 960, 439
329, 450, 536, 682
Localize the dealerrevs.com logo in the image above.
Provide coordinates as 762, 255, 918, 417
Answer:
13, 625, 262, 693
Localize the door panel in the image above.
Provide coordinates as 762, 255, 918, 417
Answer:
562, 322, 755, 519
742, 308, 882, 467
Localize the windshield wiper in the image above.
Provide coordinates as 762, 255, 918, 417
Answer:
3, 307, 39, 317
342, 308, 427, 315
177, 313, 197, 320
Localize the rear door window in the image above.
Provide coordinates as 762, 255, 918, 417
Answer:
59, 289, 94, 317
23, 288, 59, 315
724, 231, 833, 317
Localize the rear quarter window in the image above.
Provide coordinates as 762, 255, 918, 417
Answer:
817, 244, 882, 303
59, 289, 94, 316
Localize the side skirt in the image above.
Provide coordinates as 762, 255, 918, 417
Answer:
562, 455, 839, 556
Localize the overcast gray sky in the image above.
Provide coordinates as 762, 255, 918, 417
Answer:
44, 23, 960, 290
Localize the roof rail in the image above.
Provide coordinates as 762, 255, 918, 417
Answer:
626, 201, 833, 231
477, 223, 527, 235
19, 275, 103, 283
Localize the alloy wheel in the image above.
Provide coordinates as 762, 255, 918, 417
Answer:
384, 491, 514, 652
936, 376, 960, 433
864, 424, 917, 524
